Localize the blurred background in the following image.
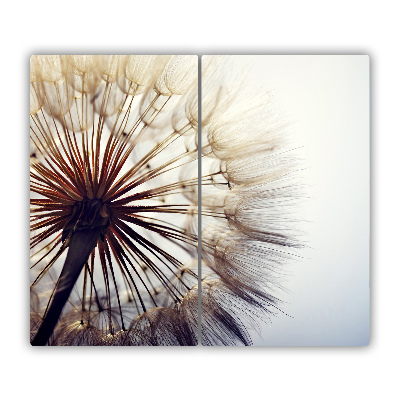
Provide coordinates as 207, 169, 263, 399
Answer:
228, 56, 369, 346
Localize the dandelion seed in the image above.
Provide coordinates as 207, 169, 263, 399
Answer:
198, 56, 303, 345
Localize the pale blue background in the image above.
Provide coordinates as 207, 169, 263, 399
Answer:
231, 56, 370, 346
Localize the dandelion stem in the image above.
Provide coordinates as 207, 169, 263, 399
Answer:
31, 227, 103, 346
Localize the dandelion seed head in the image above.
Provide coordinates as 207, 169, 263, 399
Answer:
30, 55, 301, 346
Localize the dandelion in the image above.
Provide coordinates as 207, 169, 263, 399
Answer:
30, 55, 301, 346
198, 57, 303, 345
